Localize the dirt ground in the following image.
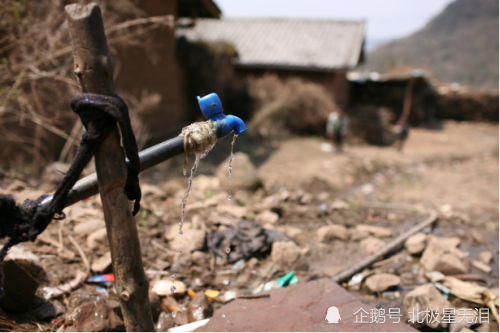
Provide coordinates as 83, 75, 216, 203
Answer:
0, 120, 497, 331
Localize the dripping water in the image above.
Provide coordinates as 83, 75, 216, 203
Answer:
174, 143, 215, 291
225, 133, 238, 255
179, 144, 215, 236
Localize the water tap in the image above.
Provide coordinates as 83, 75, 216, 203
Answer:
197, 93, 247, 138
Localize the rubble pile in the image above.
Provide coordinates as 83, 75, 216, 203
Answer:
0, 153, 497, 332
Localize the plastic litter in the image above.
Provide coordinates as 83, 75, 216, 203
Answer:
87, 273, 115, 283
252, 271, 299, 294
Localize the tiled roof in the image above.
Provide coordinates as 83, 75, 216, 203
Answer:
176, 18, 365, 71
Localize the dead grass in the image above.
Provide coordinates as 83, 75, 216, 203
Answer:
0, 0, 171, 171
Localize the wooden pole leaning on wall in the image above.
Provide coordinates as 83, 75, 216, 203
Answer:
65, 3, 154, 331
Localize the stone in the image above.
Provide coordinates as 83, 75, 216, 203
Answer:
316, 192, 330, 201
330, 199, 349, 210
260, 192, 290, 210
349, 228, 369, 241
65, 293, 108, 317
0, 260, 39, 312
215, 152, 263, 191
440, 204, 454, 219
404, 233, 427, 255
356, 225, 392, 238
360, 236, 386, 254
478, 251, 492, 264
149, 293, 162, 322
190, 266, 215, 287
108, 299, 122, 319
216, 205, 250, 218
270, 241, 301, 269
192, 251, 209, 267
277, 226, 303, 240
187, 291, 213, 323
161, 295, 183, 313
193, 175, 220, 191
322, 266, 345, 278
404, 285, 450, 330
316, 225, 349, 242
167, 229, 206, 253
73, 219, 105, 235
421, 237, 468, 275
170, 253, 193, 275
387, 213, 399, 220
67, 301, 125, 332
255, 210, 279, 225
91, 251, 112, 273
157, 311, 176, 332
152, 279, 187, 297
364, 273, 401, 293
197, 278, 413, 332
299, 193, 312, 205
161, 297, 189, 326
87, 227, 108, 250
7, 179, 28, 192
425, 271, 445, 283
471, 260, 491, 273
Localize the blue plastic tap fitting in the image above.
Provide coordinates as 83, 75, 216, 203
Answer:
197, 93, 247, 139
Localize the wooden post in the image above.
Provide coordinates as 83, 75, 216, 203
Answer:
65, 4, 154, 331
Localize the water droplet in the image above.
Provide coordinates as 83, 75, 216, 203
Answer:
171, 286, 177, 293
226, 248, 231, 254
171, 274, 177, 280
221, 314, 226, 318
95, 312, 98, 317
172, 312, 177, 318
228, 196, 232, 200
176, 249, 183, 253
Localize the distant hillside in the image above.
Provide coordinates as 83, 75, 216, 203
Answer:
364, 0, 499, 90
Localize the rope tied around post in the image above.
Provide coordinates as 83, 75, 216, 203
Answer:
0, 93, 141, 264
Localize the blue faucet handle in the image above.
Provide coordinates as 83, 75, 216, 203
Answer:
198, 93, 224, 119
197, 93, 247, 138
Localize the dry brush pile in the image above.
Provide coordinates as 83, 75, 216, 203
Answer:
0, 0, 171, 170
247, 74, 336, 140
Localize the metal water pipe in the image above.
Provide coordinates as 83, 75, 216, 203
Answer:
39, 93, 246, 210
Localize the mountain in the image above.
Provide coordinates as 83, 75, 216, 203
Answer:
363, 0, 499, 90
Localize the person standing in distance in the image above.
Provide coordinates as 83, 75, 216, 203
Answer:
326, 106, 348, 153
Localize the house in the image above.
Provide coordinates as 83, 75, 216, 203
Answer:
112, 0, 221, 139
176, 18, 366, 107
348, 70, 438, 127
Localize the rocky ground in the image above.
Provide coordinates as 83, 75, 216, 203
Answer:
0, 120, 497, 332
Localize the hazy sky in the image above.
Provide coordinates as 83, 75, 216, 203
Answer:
213, 0, 455, 49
